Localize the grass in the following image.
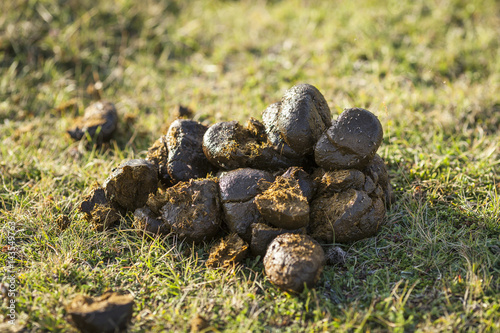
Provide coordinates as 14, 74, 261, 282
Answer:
1, 0, 499, 331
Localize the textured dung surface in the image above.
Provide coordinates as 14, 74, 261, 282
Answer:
364, 154, 394, 207
133, 207, 168, 235
103, 159, 158, 211
67, 101, 118, 143
147, 135, 172, 187
79, 186, 120, 230
67, 292, 134, 333
325, 246, 348, 266
160, 179, 221, 243
250, 223, 305, 257
276, 84, 331, 156
264, 233, 324, 293
205, 233, 249, 268
314, 108, 383, 170
222, 199, 264, 243
281, 167, 316, 201
218, 168, 274, 203
202, 119, 294, 170
255, 177, 309, 230
262, 102, 303, 161
166, 119, 216, 183
310, 188, 385, 243
313, 168, 366, 196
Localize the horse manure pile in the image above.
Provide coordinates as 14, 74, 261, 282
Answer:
79, 83, 393, 293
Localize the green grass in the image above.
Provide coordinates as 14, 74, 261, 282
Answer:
1, 0, 499, 331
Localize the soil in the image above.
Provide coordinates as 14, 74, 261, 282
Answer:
264, 233, 325, 293
67, 101, 118, 144
314, 108, 383, 170
255, 177, 309, 230
160, 178, 221, 243
250, 223, 305, 257
206, 233, 249, 268
66, 291, 134, 333
103, 159, 158, 211
166, 119, 216, 182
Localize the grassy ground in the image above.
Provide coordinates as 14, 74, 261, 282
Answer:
1, 0, 499, 331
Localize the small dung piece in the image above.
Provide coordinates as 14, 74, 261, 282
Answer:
80, 186, 120, 230
264, 233, 325, 293
147, 135, 172, 187
56, 214, 71, 231
255, 177, 309, 230
103, 159, 158, 211
160, 178, 221, 243
67, 101, 118, 144
218, 168, 274, 203
314, 108, 383, 170
190, 314, 209, 333
166, 119, 217, 183
133, 207, 168, 235
222, 199, 264, 243
250, 223, 305, 257
281, 166, 316, 202
66, 291, 134, 333
206, 233, 249, 268
325, 246, 348, 266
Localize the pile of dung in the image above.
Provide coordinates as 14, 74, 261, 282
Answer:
79, 83, 393, 293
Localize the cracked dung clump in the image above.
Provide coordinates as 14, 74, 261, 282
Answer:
103, 159, 158, 211
264, 233, 325, 293
255, 176, 310, 230
309, 188, 385, 243
314, 107, 383, 170
206, 233, 249, 268
166, 119, 217, 183
263, 84, 331, 159
218, 168, 275, 242
66, 291, 134, 333
133, 206, 168, 235
160, 178, 222, 243
250, 223, 305, 257
147, 134, 172, 187
202, 118, 295, 170
80, 186, 120, 230
67, 101, 118, 144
